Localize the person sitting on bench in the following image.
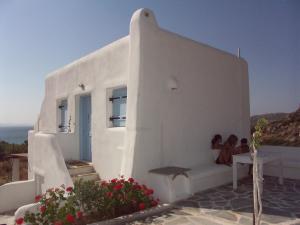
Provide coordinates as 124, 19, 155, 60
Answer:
216, 134, 238, 166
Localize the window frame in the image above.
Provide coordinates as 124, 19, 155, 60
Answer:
57, 99, 68, 132
107, 86, 127, 128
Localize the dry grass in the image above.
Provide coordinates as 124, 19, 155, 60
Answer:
0, 159, 28, 186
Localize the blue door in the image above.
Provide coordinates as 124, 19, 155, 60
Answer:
80, 95, 92, 161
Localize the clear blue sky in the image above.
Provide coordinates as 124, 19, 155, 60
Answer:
0, 0, 299, 125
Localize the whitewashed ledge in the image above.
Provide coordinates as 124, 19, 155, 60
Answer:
88, 204, 172, 225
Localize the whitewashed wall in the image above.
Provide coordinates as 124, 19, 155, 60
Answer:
32, 37, 131, 180
28, 131, 73, 192
0, 180, 35, 213
261, 145, 300, 179
126, 9, 250, 185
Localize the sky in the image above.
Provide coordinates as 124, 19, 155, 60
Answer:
0, 0, 299, 125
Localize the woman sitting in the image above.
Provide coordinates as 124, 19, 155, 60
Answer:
211, 134, 224, 161
216, 134, 238, 166
211, 134, 223, 149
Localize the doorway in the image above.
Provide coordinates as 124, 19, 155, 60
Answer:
79, 95, 92, 162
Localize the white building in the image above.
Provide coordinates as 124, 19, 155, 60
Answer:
28, 8, 250, 203
3, 8, 300, 218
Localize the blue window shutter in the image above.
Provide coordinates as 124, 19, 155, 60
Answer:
60, 100, 68, 132
112, 87, 127, 127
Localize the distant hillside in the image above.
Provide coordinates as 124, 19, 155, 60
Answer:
251, 108, 300, 147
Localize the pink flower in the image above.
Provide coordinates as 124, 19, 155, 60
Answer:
66, 214, 75, 223
128, 177, 134, 183
16, 218, 24, 225
66, 186, 73, 192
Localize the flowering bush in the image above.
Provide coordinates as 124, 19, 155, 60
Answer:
98, 176, 158, 218
16, 177, 158, 225
22, 185, 82, 225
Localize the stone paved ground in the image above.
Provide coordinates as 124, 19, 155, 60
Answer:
129, 176, 300, 225
0, 210, 15, 225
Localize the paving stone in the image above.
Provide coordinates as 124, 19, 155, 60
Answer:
175, 200, 200, 209
214, 201, 228, 207
207, 210, 238, 222
188, 216, 223, 225
231, 198, 252, 210
164, 217, 190, 225
261, 207, 294, 224
180, 206, 201, 215
235, 206, 253, 218
128, 176, 299, 225
239, 216, 254, 225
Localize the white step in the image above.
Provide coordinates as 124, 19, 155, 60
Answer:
68, 165, 95, 176
72, 172, 99, 182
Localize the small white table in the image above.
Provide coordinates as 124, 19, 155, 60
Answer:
232, 152, 283, 190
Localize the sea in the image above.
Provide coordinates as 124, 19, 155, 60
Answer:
0, 126, 33, 144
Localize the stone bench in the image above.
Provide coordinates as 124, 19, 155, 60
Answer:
188, 163, 247, 194
148, 166, 191, 203
148, 163, 247, 203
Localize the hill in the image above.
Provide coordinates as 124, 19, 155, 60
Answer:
251, 108, 300, 147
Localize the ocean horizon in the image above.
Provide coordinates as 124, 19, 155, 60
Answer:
0, 126, 33, 144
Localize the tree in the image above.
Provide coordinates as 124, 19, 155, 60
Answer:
251, 118, 268, 225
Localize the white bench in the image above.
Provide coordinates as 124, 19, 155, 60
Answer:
148, 161, 248, 203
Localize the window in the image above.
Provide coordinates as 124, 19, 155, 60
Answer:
58, 99, 68, 132
109, 87, 127, 127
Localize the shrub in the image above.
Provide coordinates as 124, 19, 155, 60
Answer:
17, 177, 158, 225
97, 177, 158, 218
23, 186, 82, 225
73, 179, 104, 214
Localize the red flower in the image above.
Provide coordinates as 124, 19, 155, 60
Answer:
35, 195, 42, 202
76, 211, 83, 219
145, 189, 154, 195
133, 184, 141, 190
54, 221, 63, 225
106, 192, 113, 198
151, 200, 158, 206
16, 218, 24, 225
139, 203, 145, 210
40, 205, 46, 213
113, 184, 123, 191
111, 178, 117, 183
128, 177, 134, 183
66, 186, 73, 192
101, 181, 107, 187
66, 214, 75, 223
